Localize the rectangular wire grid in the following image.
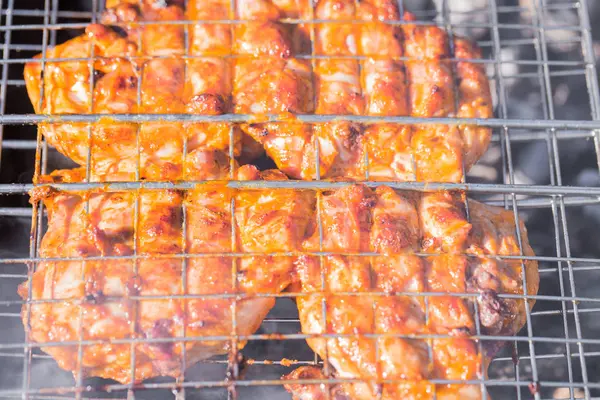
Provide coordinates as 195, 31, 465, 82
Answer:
0, 0, 599, 399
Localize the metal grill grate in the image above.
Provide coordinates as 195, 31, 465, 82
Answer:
0, 0, 599, 399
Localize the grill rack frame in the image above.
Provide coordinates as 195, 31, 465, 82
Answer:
0, 0, 598, 399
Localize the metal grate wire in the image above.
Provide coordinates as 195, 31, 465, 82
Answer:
0, 0, 599, 399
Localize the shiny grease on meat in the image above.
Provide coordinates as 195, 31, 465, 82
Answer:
23, 0, 492, 184
285, 186, 538, 400
21, 164, 314, 383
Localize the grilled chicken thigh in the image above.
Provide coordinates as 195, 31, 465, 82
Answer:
25, 0, 242, 181
24, 0, 491, 183
22, 169, 537, 387
247, 0, 492, 181
284, 186, 538, 400
20, 164, 314, 383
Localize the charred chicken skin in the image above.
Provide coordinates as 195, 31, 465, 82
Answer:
24, 0, 492, 182
20, 164, 314, 383
284, 185, 538, 400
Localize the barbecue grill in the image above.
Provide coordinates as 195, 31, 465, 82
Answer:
0, 0, 599, 399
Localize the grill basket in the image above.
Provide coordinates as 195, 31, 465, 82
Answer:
0, 0, 599, 399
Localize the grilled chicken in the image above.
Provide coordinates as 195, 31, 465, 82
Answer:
25, 0, 243, 181
20, 164, 314, 383
248, 0, 492, 181
20, 0, 513, 391
22, 167, 537, 387
24, 0, 491, 183
284, 185, 538, 400
233, 0, 313, 162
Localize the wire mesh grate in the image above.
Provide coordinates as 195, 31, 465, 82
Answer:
0, 0, 598, 399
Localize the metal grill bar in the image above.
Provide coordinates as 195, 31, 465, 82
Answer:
0, 69, 589, 86
5, 345, 600, 363
0, 54, 588, 68
3, 196, 600, 218
2, 180, 600, 196
0, 45, 589, 62
528, 2, 574, 399
4, 289, 600, 309
3, 127, 599, 151
0, 0, 14, 169
0, 18, 587, 31
0, 2, 581, 18
1, 252, 600, 265
20, 0, 48, 396
535, 2, 591, 400
4, 114, 600, 129
5, 330, 600, 351
0, 378, 598, 398
579, 0, 600, 174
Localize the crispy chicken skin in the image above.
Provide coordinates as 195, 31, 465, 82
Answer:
284, 185, 538, 400
24, 0, 491, 183
19, 164, 314, 383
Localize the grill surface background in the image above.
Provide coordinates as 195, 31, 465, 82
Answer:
0, 0, 599, 399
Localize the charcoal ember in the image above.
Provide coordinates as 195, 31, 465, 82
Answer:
488, 47, 527, 108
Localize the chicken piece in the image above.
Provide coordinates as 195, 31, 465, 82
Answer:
246, 5, 492, 182
454, 37, 493, 170
419, 191, 472, 253
185, 0, 244, 167
244, 0, 363, 180
466, 200, 538, 338
20, 164, 314, 384
284, 366, 350, 400
102, 0, 240, 179
25, 1, 492, 183
23, 22, 138, 170
233, 0, 314, 163
309, 0, 364, 179
104, 0, 185, 55
23, 0, 244, 181
359, 0, 413, 181
285, 186, 538, 400
401, 13, 464, 183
